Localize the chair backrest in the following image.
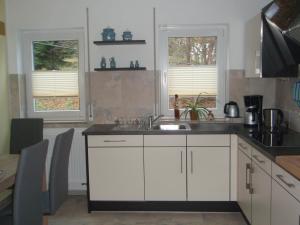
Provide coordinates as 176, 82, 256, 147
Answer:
48, 128, 74, 214
10, 118, 44, 154
13, 140, 48, 225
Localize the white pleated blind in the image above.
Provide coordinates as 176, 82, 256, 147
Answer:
167, 66, 217, 96
32, 71, 79, 97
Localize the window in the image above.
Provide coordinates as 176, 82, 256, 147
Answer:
159, 25, 227, 118
22, 29, 85, 121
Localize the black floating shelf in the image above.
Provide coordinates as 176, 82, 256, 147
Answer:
94, 67, 146, 71
93, 40, 146, 45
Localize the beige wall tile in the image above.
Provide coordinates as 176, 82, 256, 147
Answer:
90, 71, 155, 123
275, 78, 300, 131
228, 70, 277, 117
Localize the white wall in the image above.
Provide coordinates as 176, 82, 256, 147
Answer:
5, 0, 270, 74
0, 0, 10, 154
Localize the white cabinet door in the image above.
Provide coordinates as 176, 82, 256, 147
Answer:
187, 147, 230, 201
245, 14, 261, 78
144, 147, 186, 201
237, 149, 252, 223
251, 161, 271, 225
88, 147, 144, 201
271, 179, 300, 225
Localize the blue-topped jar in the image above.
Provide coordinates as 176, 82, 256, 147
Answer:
122, 30, 133, 41
102, 27, 116, 41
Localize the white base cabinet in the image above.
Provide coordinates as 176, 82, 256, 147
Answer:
88, 147, 144, 201
251, 161, 271, 225
271, 179, 300, 225
237, 137, 272, 225
144, 147, 186, 201
237, 137, 300, 225
187, 147, 230, 201
237, 149, 252, 223
87, 134, 231, 203
144, 134, 230, 202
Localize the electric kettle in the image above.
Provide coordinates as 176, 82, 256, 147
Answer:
224, 101, 240, 118
263, 108, 284, 132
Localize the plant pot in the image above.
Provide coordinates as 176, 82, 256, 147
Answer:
189, 111, 199, 121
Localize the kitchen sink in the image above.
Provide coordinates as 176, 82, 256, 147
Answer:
152, 123, 191, 131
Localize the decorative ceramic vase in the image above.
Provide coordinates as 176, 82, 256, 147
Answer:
109, 57, 116, 68
122, 30, 133, 41
102, 27, 116, 41
135, 60, 139, 68
100, 57, 106, 69
190, 111, 199, 121
130, 61, 134, 68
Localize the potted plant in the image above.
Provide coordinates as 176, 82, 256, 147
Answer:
180, 93, 210, 121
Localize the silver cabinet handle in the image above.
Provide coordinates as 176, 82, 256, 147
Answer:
253, 155, 265, 164
180, 151, 183, 173
190, 151, 194, 174
104, 140, 126, 143
276, 175, 295, 188
246, 163, 251, 190
246, 163, 254, 194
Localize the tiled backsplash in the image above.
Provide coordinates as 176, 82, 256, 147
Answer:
275, 78, 300, 132
228, 70, 277, 115
89, 71, 155, 123
229, 71, 300, 132
8, 70, 300, 132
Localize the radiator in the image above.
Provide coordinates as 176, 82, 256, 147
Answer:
44, 128, 87, 192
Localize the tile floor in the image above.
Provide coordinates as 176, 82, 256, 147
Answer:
49, 196, 247, 225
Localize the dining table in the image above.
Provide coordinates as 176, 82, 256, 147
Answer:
0, 154, 48, 225
0, 154, 19, 193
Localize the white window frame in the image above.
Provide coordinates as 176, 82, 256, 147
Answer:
159, 25, 228, 118
22, 29, 86, 122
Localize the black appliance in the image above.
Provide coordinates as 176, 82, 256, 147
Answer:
263, 108, 284, 132
249, 128, 300, 148
246, 0, 300, 77
244, 95, 263, 126
251, 130, 284, 147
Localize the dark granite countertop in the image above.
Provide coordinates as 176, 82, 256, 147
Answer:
82, 123, 239, 135
82, 123, 300, 161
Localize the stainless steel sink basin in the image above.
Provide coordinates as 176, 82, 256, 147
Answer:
152, 123, 191, 131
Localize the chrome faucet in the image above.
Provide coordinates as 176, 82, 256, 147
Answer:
148, 114, 164, 129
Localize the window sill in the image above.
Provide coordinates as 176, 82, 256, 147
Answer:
43, 121, 90, 128
43, 119, 90, 128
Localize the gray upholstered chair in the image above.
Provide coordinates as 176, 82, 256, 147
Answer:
0, 118, 44, 211
43, 128, 74, 215
10, 118, 44, 154
0, 140, 49, 225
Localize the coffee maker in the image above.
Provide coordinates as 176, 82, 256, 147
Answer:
244, 95, 263, 126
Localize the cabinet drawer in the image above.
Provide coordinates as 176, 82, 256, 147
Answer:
144, 135, 186, 147
272, 163, 300, 202
187, 135, 230, 146
238, 138, 252, 157
252, 148, 271, 175
88, 135, 143, 147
